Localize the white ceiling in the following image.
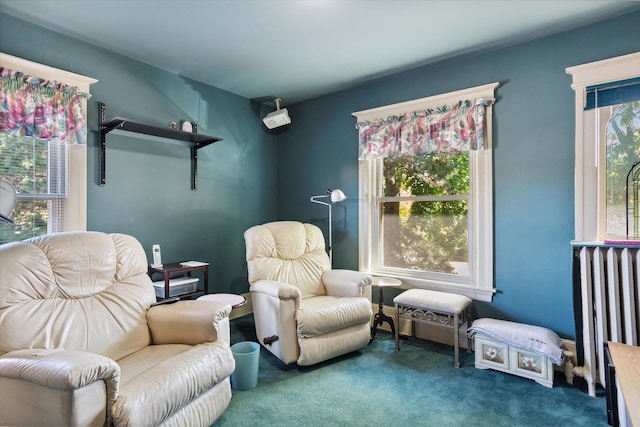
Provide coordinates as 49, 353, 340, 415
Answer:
1, 1, 639, 105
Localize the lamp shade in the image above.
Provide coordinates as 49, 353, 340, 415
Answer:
330, 189, 346, 203
0, 177, 17, 225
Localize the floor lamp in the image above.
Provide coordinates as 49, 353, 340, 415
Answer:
0, 177, 17, 225
310, 188, 346, 265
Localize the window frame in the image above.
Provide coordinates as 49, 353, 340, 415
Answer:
353, 82, 499, 302
567, 52, 640, 241
0, 52, 97, 234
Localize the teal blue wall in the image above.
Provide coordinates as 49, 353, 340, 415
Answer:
0, 13, 278, 294
2, 10, 640, 339
277, 11, 640, 339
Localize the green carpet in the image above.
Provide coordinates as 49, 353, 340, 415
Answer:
215, 315, 607, 426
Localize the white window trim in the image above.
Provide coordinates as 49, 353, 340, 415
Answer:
352, 82, 499, 302
566, 52, 640, 242
0, 52, 97, 232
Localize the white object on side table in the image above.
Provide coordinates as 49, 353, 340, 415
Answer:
153, 277, 198, 299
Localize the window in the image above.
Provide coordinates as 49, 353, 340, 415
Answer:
600, 97, 640, 238
0, 135, 67, 240
567, 52, 640, 241
354, 83, 498, 302
0, 53, 97, 244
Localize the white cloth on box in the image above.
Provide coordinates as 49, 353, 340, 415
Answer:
467, 318, 565, 365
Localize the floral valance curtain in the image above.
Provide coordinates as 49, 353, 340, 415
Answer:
0, 67, 90, 144
356, 98, 489, 160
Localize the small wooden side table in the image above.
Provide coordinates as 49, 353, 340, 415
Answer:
197, 293, 247, 309
148, 261, 209, 301
370, 277, 402, 342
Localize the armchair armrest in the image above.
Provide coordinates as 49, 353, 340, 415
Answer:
249, 279, 301, 364
250, 279, 302, 303
323, 269, 373, 300
0, 348, 119, 402
147, 300, 232, 345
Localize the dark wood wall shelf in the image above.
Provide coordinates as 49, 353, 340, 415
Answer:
99, 102, 223, 190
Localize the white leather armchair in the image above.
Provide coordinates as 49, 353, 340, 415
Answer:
244, 221, 372, 366
0, 231, 235, 427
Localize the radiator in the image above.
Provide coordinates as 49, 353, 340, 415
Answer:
573, 243, 640, 397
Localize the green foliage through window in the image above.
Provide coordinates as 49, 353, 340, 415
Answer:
0, 133, 66, 244
605, 101, 640, 236
381, 153, 470, 274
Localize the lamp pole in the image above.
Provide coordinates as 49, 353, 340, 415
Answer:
310, 189, 346, 265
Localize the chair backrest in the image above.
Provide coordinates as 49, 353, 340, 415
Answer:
245, 221, 331, 298
0, 231, 156, 360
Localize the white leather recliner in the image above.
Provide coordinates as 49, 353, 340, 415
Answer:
0, 231, 235, 427
244, 221, 373, 366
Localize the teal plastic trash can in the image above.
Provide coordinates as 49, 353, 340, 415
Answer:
230, 341, 260, 390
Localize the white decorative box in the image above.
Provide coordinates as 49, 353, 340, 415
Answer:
474, 335, 554, 388
153, 277, 199, 299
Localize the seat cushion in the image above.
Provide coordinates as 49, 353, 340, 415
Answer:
111, 342, 235, 426
297, 296, 372, 338
393, 288, 472, 313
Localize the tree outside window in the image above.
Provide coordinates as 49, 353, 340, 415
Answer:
0, 133, 66, 244
381, 153, 469, 275
604, 101, 640, 237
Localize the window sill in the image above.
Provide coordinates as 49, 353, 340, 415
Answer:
371, 274, 495, 302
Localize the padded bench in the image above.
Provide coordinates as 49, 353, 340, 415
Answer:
393, 288, 473, 368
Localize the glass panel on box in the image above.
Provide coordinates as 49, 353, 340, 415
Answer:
482, 343, 504, 364
517, 351, 542, 374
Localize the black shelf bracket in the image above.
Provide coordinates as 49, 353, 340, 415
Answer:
191, 145, 198, 190
99, 102, 108, 186
98, 102, 223, 190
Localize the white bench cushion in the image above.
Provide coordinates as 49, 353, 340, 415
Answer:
393, 289, 472, 313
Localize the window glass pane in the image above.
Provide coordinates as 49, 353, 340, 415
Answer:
383, 154, 469, 197
0, 199, 48, 244
0, 134, 67, 244
380, 200, 468, 274
0, 134, 66, 195
604, 101, 640, 236
381, 152, 470, 275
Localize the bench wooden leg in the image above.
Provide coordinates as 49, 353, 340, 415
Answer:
466, 308, 473, 352
454, 312, 460, 368
394, 303, 400, 351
